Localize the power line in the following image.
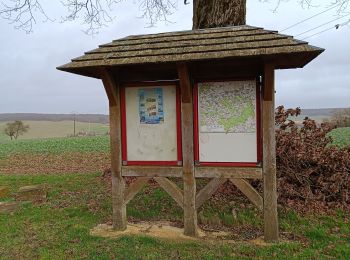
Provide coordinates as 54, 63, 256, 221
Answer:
295, 13, 350, 37
280, 3, 342, 32
302, 25, 338, 40
302, 19, 349, 40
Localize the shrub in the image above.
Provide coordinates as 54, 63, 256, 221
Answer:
275, 106, 350, 212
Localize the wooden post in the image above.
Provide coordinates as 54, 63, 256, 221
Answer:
100, 68, 127, 231
177, 62, 198, 236
262, 62, 279, 242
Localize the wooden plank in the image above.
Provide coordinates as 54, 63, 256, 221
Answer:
178, 62, 198, 237
229, 178, 263, 211
91, 33, 285, 54
121, 166, 182, 177
154, 177, 184, 209
61, 44, 321, 70
191, 60, 261, 82
262, 62, 279, 242
195, 167, 262, 179
101, 68, 127, 231
263, 62, 274, 101
177, 63, 192, 103
100, 67, 118, 106
99, 28, 265, 47
196, 178, 226, 210
74, 39, 300, 62
124, 177, 151, 205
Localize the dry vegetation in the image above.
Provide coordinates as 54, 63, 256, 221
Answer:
274, 106, 350, 213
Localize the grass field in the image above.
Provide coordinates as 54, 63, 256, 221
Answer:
0, 121, 109, 142
0, 136, 109, 159
329, 127, 350, 148
1, 173, 349, 259
0, 127, 348, 159
0, 123, 349, 258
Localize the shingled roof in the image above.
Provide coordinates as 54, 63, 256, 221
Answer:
57, 25, 323, 77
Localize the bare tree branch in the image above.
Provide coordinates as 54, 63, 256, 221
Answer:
138, 0, 177, 27
0, 0, 178, 34
0, 0, 52, 33
1, 0, 349, 34
61, 0, 123, 35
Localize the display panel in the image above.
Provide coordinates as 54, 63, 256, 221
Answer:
194, 80, 261, 166
121, 83, 182, 166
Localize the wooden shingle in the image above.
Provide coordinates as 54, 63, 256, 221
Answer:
57, 25, 323, 78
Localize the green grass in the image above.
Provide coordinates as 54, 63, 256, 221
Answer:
329, 127, 350, 148
1, 173, 349, 259
0, 136, 110, 158
0, 120, 109, 142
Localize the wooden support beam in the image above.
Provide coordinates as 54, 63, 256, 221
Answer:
100, 68, 127, 231
195, 167, 262, 179
124, 177, 151, 205
177, 62, 192, 103
262, 62, 279, 242
196, 178, 226, 210
122, 166, 182, 177
177, 62, 198, 236
100, 68, 119, 107
154, 177, 184, 209
229, 178, 263, 211
263, 62, 274, 101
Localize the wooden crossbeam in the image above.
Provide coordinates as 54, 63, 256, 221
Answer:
154, 177, 184, 209
195, 167, 262, 179
229, 178, 263, 211
196, 178, 226, 210
124, 177, 151, 205
122, 166, 182, 177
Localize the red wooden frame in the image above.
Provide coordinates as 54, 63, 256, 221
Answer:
193, 78, 262, 167
120, 81, 182, 166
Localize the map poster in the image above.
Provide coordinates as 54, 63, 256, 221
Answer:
198, 81, 256, 133
139, 88, 164, 124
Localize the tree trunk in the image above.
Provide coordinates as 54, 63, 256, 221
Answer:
193, 0, 246, 29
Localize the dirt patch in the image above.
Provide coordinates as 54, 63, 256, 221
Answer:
91, 221, 293, 246
90, 221, 232, 242
0, 152, 110, 174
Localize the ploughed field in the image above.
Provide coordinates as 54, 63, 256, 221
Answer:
0, 127, 349, 258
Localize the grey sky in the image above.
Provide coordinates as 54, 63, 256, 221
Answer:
0, 0, 349, 114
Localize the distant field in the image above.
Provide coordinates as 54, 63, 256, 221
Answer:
0, 120, 109, 142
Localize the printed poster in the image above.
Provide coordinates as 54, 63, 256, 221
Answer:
138, 88, 164, 124
199, 81, 256, 133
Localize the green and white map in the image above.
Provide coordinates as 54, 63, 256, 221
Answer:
198, 81, 256, 133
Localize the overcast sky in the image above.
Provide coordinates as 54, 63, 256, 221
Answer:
0, 0, 349, 114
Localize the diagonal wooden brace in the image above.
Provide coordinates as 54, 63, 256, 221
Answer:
196, 178, 227, 210
229, 178, 263, 211
124, 177, 151, 205
154, 177, 184, 209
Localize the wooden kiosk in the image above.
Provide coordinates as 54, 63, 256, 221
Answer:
58, 25, 323, 242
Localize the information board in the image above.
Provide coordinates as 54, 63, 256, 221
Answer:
122, 84, 181, 165
195, 80, 260, 165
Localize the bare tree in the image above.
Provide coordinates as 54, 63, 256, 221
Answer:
4, 120, 30, 140
0, 0, 349, 34
330, 108, 350, 127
